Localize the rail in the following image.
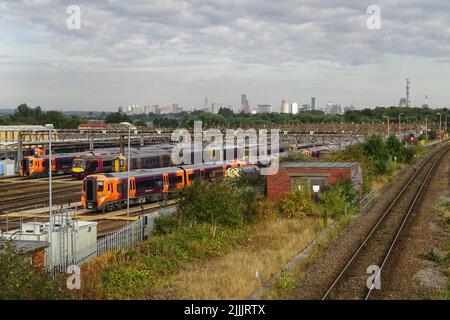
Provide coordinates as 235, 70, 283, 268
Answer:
322, 144, 449, 300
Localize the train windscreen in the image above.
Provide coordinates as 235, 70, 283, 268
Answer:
86, 179, 96, 201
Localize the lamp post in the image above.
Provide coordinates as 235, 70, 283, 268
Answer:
437, 112, 442, 143
45, 124, 54, 267
120, 122, 132, 231
398, 113, 404, 139
425, 115, 429, 144
383, 115, 390, 137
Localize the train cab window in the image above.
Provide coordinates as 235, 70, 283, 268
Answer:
117, 183, 123, 193
103, 160, 112, 168
98, 181, 104, 192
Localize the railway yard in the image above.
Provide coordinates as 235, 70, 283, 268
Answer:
0, 125, 449, 300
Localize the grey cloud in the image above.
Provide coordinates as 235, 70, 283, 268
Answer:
1, 0, 450, 65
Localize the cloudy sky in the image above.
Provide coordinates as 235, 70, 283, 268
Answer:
1, 0, 450, 112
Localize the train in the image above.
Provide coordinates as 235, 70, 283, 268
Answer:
20, 149, 118, 178
301, 145, 339, 158
72, 143, 281, 179
82, 162, 255, 211
21, 144, 174, 178
71, 144, 176, 179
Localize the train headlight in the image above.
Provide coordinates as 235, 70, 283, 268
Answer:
99, 194, 105, 199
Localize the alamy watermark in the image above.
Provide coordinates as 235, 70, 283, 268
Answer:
66, 5, 81, 30
366, 264, 381, 290
170, 121, 280, 175
366, 5, 381, 30
66, 264, 81, 290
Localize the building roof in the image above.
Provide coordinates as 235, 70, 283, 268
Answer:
280, 162, 358, 169
78, 122, 108, 129
0, 125, 46, 131
0, 240, 49, 253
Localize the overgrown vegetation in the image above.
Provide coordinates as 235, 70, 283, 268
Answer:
0, 240, 66, 299
325, 134, 421, 194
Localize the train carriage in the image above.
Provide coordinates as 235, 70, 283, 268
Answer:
81, 162, 240, 211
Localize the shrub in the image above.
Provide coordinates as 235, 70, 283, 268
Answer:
320, 180, 358, 222
0, 240, 65, 299
277, 183, 320, 218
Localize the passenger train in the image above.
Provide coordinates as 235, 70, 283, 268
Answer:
82, 162, 254, 211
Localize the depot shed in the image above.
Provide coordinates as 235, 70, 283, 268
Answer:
267, 162, 362, 202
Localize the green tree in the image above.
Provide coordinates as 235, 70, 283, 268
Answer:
105, 112, 131, 124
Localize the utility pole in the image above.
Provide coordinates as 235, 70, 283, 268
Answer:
398, 113, 404, 138
425, 115, 429, 144
437, 112, 442, 143
45, 124, 54, 268
383, 115, 390, 137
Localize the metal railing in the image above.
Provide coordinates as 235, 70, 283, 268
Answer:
359, 190, 376, 215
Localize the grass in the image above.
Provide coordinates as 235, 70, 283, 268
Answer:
262, 214, 357, 299
174, 217, 321, 299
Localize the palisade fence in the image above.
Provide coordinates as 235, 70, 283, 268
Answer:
49, 205, 178, 276
359, 190, 376, 215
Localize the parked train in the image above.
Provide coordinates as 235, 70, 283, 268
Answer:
72, 143, 280, 179
71, 144, 175, 178
82, 162, 254, 211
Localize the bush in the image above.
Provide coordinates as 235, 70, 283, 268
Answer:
0, 240, 65, 299
320, 180, 358, 222
277, 183, 320, 218
177, 180, 260, 228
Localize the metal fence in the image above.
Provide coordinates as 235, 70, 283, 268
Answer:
49, 205, 179, 275
359, 190, 376, 215
50, 218, 145, 275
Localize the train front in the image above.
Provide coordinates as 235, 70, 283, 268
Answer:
72, 157, 87, 179
82, 174, 110, 210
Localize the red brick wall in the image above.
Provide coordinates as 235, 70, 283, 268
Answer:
32, 249, 45, 269
267, 167, 353, 202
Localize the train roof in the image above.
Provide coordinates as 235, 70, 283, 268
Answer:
104, 166, 182, 178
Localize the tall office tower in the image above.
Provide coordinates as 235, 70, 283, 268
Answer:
311, 97, 317, 110
291, 102, 299, 115
241, 94, 251, 113
211, 103, 220, 114
258, 104, 272, 114
281, 99, 290, 113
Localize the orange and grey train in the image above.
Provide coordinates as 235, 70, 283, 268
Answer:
81, 162, 250, 211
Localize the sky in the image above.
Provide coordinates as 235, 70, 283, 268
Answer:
1, 0, 450, 112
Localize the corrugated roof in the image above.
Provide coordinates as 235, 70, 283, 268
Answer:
280, 162, 358, 168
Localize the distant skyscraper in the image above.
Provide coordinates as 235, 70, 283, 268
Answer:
291, 102, 298, 115
211, 103, 220, 114
281, 99, 289, 113
258, 104, 272, 114
241, 94, 251, 113
311, 97, 317, 110
205, 97, 208, 109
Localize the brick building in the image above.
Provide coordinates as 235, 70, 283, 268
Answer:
267, 162, 362, 202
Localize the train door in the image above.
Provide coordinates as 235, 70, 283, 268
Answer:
163, 173, 169, 193
130, 177, 136, 198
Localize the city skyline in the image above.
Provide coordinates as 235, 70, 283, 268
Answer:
1, 1, 450, 110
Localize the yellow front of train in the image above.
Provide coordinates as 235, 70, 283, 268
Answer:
72, 157, 86, 178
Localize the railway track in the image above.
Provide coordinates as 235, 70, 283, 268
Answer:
0, 185, 82, 212
322, 144, 449, 300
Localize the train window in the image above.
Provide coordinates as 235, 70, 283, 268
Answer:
117, 183, 123, 193
98, 181, 104, 192
103, 160, 112, 167
169, 175, 183, 185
